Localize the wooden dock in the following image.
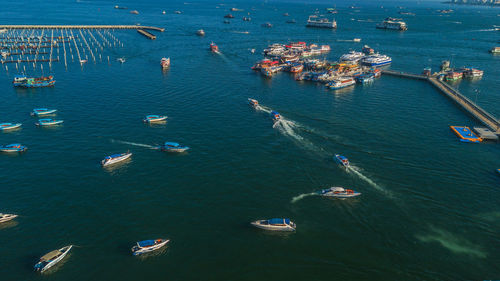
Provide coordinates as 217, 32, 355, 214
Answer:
381, 70, 500, 135
137, 29, 156, 40
0, 25, 165, 32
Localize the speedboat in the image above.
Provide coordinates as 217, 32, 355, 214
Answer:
248, 98, 259, 108
36, 119, 63, 126
117, 57, 126, 63
0, 144, 27, 152
251, 218, 296, 232
31, 108, 57, 116
270, 111, 280, 122
210, 42, 219, 53
318, 187, 361, 198
196, 29, 205, 36
131, 239, 169, 256
160, 142, 190, 153
327, 77, 356, 89
160, 57, 170, 69
143, 115, 168, 123
334, 154, 350, 168
0, 123, 22, 131
361, 54, 392, 67
0, 213, 18, 223
34, 245, 72, 273
101, 152, 132, 167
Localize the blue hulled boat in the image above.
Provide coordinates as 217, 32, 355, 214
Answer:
13, 75, 55, 88
31, 108, 57, 116
334, 154, 350, 168
143, 115, 168, 123
36, 119, 64, 126
270, 111, 281, 122
160, 142, 190, 153
0, 143, 27, 152
0, 123, 22, 131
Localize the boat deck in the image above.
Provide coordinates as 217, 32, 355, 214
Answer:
450, 126, 482, 143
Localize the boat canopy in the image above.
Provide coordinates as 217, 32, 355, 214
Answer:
40, 250, 61, 262
108, 153, 123, 159
146, 115, 161, 118
330, 187, 345, 192
138, 240, 156, 247
164, 142, 180, 147
268, 218, 290, 225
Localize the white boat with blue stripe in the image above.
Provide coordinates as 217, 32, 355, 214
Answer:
319, 187, 361, 198
0, 123, 22, 131
36, 119, 64, 126
34, 245, 73, 273
361, 54, 392, 67
31, 108, 57, 116
101, 152, 132, 167
0, 143, 27, 152
251, 218, 296, 232
160, 142, 190, 153
143, 115, 168, 123
131, 239, 169, 256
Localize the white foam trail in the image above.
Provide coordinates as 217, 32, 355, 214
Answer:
416, 227, 487, 258
111, 139, 158, 149
347, 165, 389, 195
291, 192, 317, 203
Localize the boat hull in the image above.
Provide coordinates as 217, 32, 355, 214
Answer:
251, 221, 295, 232
0, 123, 22, 130
0, 214, 18, 223
132, 239, 169, 256
36, 245, 72, 273
102, 153, 132, 166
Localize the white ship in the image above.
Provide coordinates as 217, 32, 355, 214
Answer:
306, 15, 337, 29
376, 17, 407, 31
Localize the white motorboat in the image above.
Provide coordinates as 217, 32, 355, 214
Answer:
34, 245, 73, 273
101, 152, 132, 167
0, 213, 18, 223
339, 51, 365, 63
319, 187, 361, 198
251, 218, 296, 232
131, 239, 169, 256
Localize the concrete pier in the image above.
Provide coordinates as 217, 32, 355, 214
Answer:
137, 29, 156, 40
0, 25, 165, 32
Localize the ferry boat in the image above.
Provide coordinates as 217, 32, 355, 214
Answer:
0, 144, 27, 153
248, 98, 259, 108
463, 68, 483, 78
132, 239, 169, 256
289, 62, 304, 73
334, 154, 350, 168
36, 119, 63, 126
490, 47, 500, 54
306, 15, 337, 29
31, 108, 57, 116
210, 42, 219, 53
13, 75, 55, 88
319, 187, 361, 198
362, 45, 374, 55
160, 57, 170, 69
0, 213, 18, 223
0, 123, 22, 131
224, 14, 234, 18
160, 142, 190, 153
361, 54, 392, 67
143, 115, 168, 123
196, 29, 205, 36
327, 77, 356, 90
376, 17, 407, 31
445, 72, 462, 81
251, 218, 296, 232
101, 152, 132, 167
270, 111, 281, 122
339, 51, 365, 63
34, 245, 73, 273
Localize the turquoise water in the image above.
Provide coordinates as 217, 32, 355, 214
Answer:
1, 0, 499, 280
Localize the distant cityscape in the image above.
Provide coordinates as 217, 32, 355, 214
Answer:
446, 0, 500, 5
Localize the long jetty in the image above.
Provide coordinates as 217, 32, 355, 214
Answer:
381, 69, 500, 134
0, 25, 165, 32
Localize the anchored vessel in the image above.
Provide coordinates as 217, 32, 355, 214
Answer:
160, 142, 190, 152
361, 54, 392, 67
101, 152, 132, 167
0, 123, 22, 131
196, 29, 205, 36
319, 187, 361, 198
376, 17, 407, 31
131, 239, 169, 256
306, 15, 337, 29
251, 218, 296, 232
0, 213, 18, 223
34, 245, 73, 273
13, 75, 55, 88
160, 57, 170, 69
143, 115, 168, 123
36, 119, 63, 126
0, 143, 27, 152
327, 77, 356, 89
31, 108, 57, 116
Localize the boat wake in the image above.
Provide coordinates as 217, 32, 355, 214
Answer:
416, 226, 487, 258
346, 165, 391, 197
291, 192, 317, 203
111, 139, 158, 149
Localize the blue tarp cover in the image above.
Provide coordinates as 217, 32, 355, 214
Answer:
164, 142, 179, 147
138, 240, 155, 247
269, 218, 289, 225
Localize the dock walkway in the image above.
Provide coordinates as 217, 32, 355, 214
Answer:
0, 25, 165, 32
382, 70, 500, 135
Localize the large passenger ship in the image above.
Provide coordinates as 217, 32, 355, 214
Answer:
306, 15, 337, 29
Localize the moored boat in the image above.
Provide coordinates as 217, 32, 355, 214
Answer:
327, 77, 356, 89
34, 245, 73, 273
306, 15, 337, 29
262, 22, 273, 28
0, 213, 18, 223
0, 143, 27, 153
210, 42, 219, 53
13, 75, 55, 88
445, 71, 462, 81
36, 119, 64, 126
270, 111, 281, 122
490, 47, 500, 54
160, 142, 190, 153
362, 45, 374, 55
101, 152, 132, 167
463, 68, 483, 78
319, 187, 361, 198
376, 17, 407, 31
196, 29, 205, 36
289, 62, 304, 73
334, 154, 350, 168
339, 51, 365, 63
160, 57, 170, 69
31, 108, 57, 116
224, 14, 234, 18
248, 98, 259, 108
143, 115, 168, 123
251, 218, 296, 232
356, 73, 375, 83
132, 239, 169, 256
0, 123, 22, 131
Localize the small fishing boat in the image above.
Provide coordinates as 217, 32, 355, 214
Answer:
132, 239, 169, 256
101, 152, 132, 167
174, 11, 181, 14
0, 123, 22, 131
289, 63, 304, 73
270, 111, 281, 122
0, 213, 18, 223
224, 14, 234, 18
36, 119, 64, 126
130, 10, 139, 14
248, 98, 259, 108
160, 57, 170, 69
210, 42, 219, 53
117, 57, 126, 63
31, 108, 57, 116
0, 144, 27, 152
160, 142, 190, 153
334, 154, 350, 168
143, 115, 168, 123
196, 29, 205, 36
319, 187, 361, 198
251, 218, 296, 232
262, 22, 273, 28
34, 245, 73, 273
